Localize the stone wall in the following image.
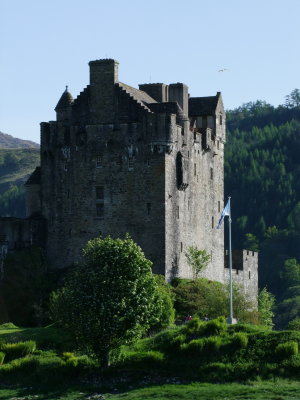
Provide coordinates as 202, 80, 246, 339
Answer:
224, 249, 258, 307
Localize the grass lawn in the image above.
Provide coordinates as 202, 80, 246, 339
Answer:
1, 380, 300, 400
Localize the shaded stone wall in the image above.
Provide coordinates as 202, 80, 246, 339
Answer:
224, 249, 258, 306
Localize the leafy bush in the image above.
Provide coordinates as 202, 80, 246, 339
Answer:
181, 336, 222, 356
275, 341, 298, 359
119, 350, 165, 369
0, 322, 18, 329
0, 352, 5, 365
230, 332, 248, 350
202, 317, 227, 336
50, 236, 164, 368
183, 317, 203, 335
1, 340, 36, 361
150, 275, 175, 331
287, 317, 300, 331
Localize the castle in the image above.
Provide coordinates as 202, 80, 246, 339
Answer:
0, 59, 258, 301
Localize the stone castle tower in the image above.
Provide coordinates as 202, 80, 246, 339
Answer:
25, 58, 226, 280
0, 58, 257, 297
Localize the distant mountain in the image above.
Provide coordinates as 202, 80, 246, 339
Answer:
0, 131, 39, 149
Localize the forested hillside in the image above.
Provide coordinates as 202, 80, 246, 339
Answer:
225, 90, 300, 327
0, 149, 40, 217
0, 131, 39, 149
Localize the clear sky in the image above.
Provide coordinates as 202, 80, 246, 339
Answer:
1, 0, 299, 143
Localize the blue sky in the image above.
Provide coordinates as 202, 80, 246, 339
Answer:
1, 0, 299, 143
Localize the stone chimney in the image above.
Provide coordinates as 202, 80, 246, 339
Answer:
89, 59, 119, 124
169, 83, 188, 117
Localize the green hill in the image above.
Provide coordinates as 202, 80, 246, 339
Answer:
225, 94, 300, 326
0, 148, 40, 217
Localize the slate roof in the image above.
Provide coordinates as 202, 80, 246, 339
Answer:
25, 167, 41, 185
148, 102, 186, 120
55, 87, 74, 111
189, 93, 220, 116
118, 82, 157, 106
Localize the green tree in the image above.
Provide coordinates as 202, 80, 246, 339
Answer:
50, 235, 163, 368
243, 233, 259, 252
258, 287, 275, 328
185, 246, 210, 280
151, 275, 175, 331
281, 258, 300, 290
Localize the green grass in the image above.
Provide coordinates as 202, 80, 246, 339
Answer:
1, 380, 300, 400
0, 323, 71, 350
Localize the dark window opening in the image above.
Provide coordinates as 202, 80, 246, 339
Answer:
194, 163, 196, 176
212, 216, 214, 228
128, 157, 134, 170
96, 186, 104, 200
177, 206, 179, 219
176, 152, 183, 188
249, 271, 251, 280
210, 167, 213, 180
96, 156, 102, 168
64, 127, 71, 145
220, 115, 223, 125
180, 242, 183, 252
218, 201, 221, 212
147, 203, 151, 215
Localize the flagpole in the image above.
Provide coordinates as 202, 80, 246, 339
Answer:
228, 196, 233, 322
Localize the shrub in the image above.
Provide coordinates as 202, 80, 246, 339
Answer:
180, 338, 204, 355
0, 352, 5, 365
0, 341, 36, 361
61, 352, 78, 367
230, 332, 248, 350
275, 341, 298, 359
0, 322, 18, 329
287, 317, 300, 331
119, 351, 165, 369
202, 317, 227, 336
181, 336, 222, 356
50, 236, 164, 368
184, 317, 203, 335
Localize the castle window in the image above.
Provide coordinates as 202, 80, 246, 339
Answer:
147, 203, 151, 215
177, 206, 179, 219
180, 242, 183, 252
96, 203, 104, 219
218, 201, 221, 212
220, 115, 223, 125
249, 271, 251, 280
96, 186, 104, 200
252, 251, 255, 256
210, 167, 213, 180
247, 250, 249, 255
96, 156, 102, 168
217, 140, 220, 150
176, 152, 183, 189
194, 163, 196, 176
212, 216, 214, 228
128, 157, 134, 171
64, 127, 71, 145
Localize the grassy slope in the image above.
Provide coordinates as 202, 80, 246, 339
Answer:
1, 321, 300, 399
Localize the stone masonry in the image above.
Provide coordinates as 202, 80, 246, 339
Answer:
1, 58, 258, 295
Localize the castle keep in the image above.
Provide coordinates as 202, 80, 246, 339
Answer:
0, 59, 258, 298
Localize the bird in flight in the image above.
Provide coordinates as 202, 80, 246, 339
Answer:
218, 68, 229, 72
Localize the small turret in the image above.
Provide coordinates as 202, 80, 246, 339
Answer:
55, 86, 74, 122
